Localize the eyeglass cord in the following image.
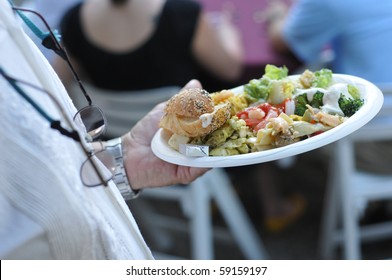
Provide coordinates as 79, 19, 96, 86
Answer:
0, 67, 81, 142
10, 2, 93, 105
8, 0, 61, 43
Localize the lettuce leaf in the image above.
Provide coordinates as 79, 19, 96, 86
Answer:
244, 78, 270, 100
313, 68, 332, 88
243, 65, 289, 101
264, 64, 289, 80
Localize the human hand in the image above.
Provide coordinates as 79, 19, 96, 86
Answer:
205, 11, 243, 61
121, 80, 211, 190
261, 0, 289, 24
263, 0, 291, 52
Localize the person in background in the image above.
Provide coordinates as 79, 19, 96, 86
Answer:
267, 0, 392, 84
267, 0, 392, 218
0, 0, 208, 259
53, 0, 244, 93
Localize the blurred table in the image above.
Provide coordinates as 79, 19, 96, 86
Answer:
197, 0, 301, 81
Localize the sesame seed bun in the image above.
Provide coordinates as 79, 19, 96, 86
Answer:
160, 88, 231, 138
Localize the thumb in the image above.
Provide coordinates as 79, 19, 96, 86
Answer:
183, 79, 202, 89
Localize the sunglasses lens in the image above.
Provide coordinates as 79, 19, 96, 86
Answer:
81, 150, 115, 187
77, 105, 106, 140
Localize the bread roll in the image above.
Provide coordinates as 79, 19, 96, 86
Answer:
165, 88, 213, 117
160, 88, 231, 138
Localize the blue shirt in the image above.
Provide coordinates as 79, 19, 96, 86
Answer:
283, 0, 392, 83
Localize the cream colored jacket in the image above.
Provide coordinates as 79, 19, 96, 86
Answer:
0, 0, 153, 260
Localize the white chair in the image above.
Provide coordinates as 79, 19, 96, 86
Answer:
319, 84, 392, 259
69, 82, 268, 259
69, 82, 181, 138
140, 168, 268, 259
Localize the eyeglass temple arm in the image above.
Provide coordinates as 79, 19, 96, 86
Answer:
12, 6, 93, 106
61, 49, 93, 106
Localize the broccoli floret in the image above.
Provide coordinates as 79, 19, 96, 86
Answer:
294, 91, 324, 115
294, 93, 309, 116
338, 95, 364, 117
309, 91, 324, 108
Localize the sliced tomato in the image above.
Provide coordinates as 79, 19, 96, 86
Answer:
253, 109, 279, 131
245, 118, 263, 129
256, 103, 275, 114
237, 111, 250, 120
253, 119, 268, 131
236, 102, 282, 132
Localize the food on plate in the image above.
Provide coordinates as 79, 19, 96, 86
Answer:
160, 65, 365, 156
159, 88, 231, 139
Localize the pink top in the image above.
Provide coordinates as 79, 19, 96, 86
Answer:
197, 0, 295, 66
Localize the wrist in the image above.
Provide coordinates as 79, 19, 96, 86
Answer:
105, 137, 141, 200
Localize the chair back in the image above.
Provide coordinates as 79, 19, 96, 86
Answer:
69, 82, 180, 137
320, 82, 392, 259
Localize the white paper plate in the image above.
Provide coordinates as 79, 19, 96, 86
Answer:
151, 74, 384, 168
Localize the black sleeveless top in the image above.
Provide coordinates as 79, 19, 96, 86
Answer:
60, 0, 216, 91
